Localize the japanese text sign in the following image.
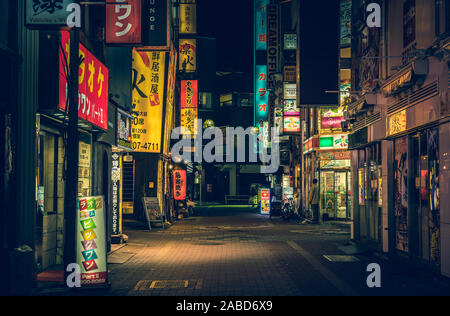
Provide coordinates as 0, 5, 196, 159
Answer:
255, 0, 270, 51
59, 31, 109, 130
181, 108, 198, 136
179, 39, 197, 72
131, 49, 166, 153
181, 80, 198, 108
284, 116, 300, 133
76, 196, 107, 286
173, 170, 187, 201
26, 0, 75, 27
179, 1, 197, 34
255, 65, 269, 122
106, 0, 142, 44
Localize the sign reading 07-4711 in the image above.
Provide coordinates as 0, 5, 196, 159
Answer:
131, 49, 167, 153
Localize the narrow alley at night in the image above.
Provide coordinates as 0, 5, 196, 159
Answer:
1, 0, 450, 304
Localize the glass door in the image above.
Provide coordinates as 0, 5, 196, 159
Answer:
321, 171, 336, 219
335, 171, 348, 219
394, 137, 409, 253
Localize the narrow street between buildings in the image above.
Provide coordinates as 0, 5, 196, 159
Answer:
37, 205, 450, 296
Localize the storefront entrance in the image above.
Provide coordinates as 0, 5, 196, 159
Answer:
411, 130, 440, 266
320, 169, 351, 220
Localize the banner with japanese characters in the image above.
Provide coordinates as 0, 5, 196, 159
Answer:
181, 108, 198, 136
255, 65, 269, 122
106, 0, 142, 44
173, 170, 187, 201
111, 154, 122, 236
179, 39, 197, 72
181, 80, 198, 108
131, 49, 166, 153
59, 31, 109, 130
255, 0, 270, 50
179, 1, 197, 34
76, 196, 107, 286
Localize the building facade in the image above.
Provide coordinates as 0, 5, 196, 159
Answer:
346, 0, 450, 277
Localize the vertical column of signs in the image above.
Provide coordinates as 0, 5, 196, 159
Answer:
179, 1, 198, 138
76, 196, 107, 286
255, 0, 270, 151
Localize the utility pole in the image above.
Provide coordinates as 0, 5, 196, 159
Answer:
64, 29, 80, 281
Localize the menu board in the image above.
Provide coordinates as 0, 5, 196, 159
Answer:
76, 196, 107, 286
78, 141, 91, 197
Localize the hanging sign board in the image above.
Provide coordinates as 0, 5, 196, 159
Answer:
173, 170, 187, 201
25, 0, 75, 28
59, 31, 109, 130
131, 49, 166, 153
106, 0, 142, 44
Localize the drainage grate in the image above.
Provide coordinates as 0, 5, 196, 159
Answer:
134, 279, 203, 291
150, 280, 189, 289
323, 255, 360, 262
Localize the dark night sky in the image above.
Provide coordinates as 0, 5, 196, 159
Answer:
197, 0, 253, 73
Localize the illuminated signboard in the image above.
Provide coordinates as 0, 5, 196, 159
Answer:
283, 83, 297, 100
255, 65, 269, 122
284, 34, 297, 50
117, 110, 133, 150
76, 196, 107, 286
111, 154, 122, 236
387, 110, 407, 136
173, 170, 187, 201
179, 39, 197, 72
131, 49, 166, 153
106, 0, 142, 44
181, 108, 198, 136
319, 108, 345, 131
283, 117, 300, 133
260, 188, 271, 215
181, 80, 198, 108
283, 99, 300, 116
179, 1, 197, 34
59, 31, 109, 130
319, 134, 349, 150
255, 0, 270, 50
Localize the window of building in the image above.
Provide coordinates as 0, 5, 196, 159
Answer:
199, 92, 213, 108
37, 132, 58, 215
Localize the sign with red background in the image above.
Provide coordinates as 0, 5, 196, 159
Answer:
59, 31, 109, 130
106, 0, 142, 44
173, 170, 187, 201
180, 80, 198, 108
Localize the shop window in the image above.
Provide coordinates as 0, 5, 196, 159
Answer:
37, 132, 58, 215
